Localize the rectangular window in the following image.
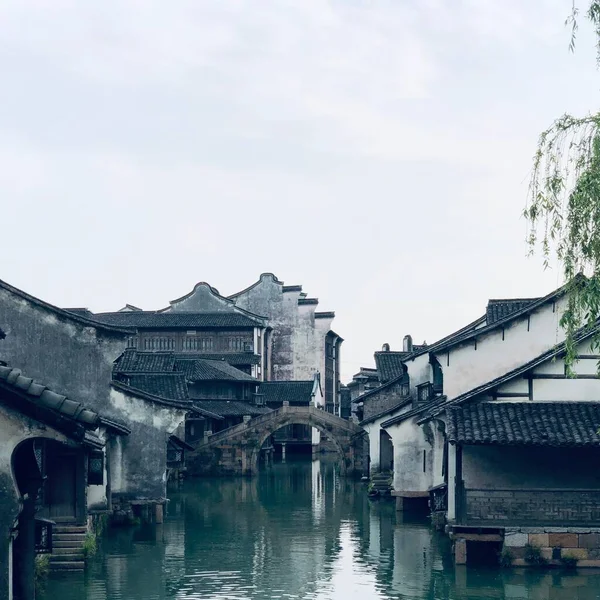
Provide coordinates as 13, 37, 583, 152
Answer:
423, 450, 426, 473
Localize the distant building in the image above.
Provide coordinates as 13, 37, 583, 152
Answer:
68, 273, 343, 414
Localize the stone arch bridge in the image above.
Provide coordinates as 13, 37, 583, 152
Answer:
187, 405, 366, 477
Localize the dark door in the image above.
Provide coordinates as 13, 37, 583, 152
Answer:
46, 449, 78, 521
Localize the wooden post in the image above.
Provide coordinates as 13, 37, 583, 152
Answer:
455, 538, 467, 565
455, 444, 464, 524
155, 503, 164, 524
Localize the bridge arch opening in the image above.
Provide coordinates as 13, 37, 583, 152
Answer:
250, 419, 347, 476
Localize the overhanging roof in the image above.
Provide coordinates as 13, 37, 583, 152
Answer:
447, 402, 600, 446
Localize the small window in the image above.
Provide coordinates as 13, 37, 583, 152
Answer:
88, 450, 104, 485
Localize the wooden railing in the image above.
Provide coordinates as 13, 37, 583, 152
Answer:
430, 484, 448, 513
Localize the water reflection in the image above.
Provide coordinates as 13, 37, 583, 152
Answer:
40, 457, 600, 600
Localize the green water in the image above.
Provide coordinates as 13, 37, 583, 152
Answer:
40, 458, 600, 599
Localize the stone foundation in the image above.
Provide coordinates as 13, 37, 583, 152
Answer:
109, 497, 166, 527
503, 527, 600, 567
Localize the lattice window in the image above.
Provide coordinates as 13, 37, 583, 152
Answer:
88, 450, 104, 485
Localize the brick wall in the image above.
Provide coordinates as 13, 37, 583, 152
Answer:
362, 381, 407, 421
465, 489, 600, 526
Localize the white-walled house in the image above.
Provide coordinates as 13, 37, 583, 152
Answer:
427, 329, 600, 566
360, 275, 600, 566
379, 280, 575, 504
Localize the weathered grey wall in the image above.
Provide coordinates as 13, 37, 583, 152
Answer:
107, 388, 188, 504
231, 274, 296, 381
0, 285, 187, 505
166, 283, 239, 312
0, 286, 128, 411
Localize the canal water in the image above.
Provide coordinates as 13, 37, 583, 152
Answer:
40, 457, 600, 600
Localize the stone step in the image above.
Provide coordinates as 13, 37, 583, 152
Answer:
52, 541, 84, 549
50, 553, 84, 562
49, 560, 85, 571
54, 526, 87, 534
53, 533, 86, 542
52, 547, 85, 556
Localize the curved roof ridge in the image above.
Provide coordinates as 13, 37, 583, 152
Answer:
228, 273, 283, 299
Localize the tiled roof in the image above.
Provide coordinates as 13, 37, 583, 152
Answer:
256, 381, 315, 405
114, 350, 176, 373
123, 373, 189, 401
374, 352, 408, 383
0, 364, 99, 426
91, 311, 263, 328
446, 402, 600, 446
486, 298, 540, 324
193, 400, 271, 417
174, 352, 260, 365
176, 359, 257, 382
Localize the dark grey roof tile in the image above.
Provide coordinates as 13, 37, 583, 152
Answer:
256, 381, 315, 405
447, 402, 600, 446
93, 311, 263, 328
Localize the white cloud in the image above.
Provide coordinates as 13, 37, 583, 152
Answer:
0, 0, 597, 380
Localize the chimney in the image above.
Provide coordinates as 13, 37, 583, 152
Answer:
403, 335, 413, 353
381, 343, 390, 352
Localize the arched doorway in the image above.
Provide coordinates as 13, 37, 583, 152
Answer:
11, 438, 84, 599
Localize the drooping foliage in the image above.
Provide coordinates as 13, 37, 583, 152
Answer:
524, 2, 600, 373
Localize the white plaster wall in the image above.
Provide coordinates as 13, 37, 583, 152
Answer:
108, 435, 125, 495
531, 378, 600, 400
430, 425, 446, 489
312, 317, 332, 388
497, 378, 529, 394
109, 389, 187, 433
437, 297, 567, 399
386, 417, 434, 493
405, 353, 431, 389
489, 336, 600, 401
294, 304, 319, 380
447, 443, 457, 520
362, 421, 381, 473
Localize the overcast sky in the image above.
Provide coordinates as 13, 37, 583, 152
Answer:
1, 1, 598, 381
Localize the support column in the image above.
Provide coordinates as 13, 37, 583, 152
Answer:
454, 538, 467, 565
281, 443, 286, 462
455, 445, 464, 524
155, 503, 164, 524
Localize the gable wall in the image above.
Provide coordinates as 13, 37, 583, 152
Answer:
0, 286, 128, 413
437, 296, 568, 399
